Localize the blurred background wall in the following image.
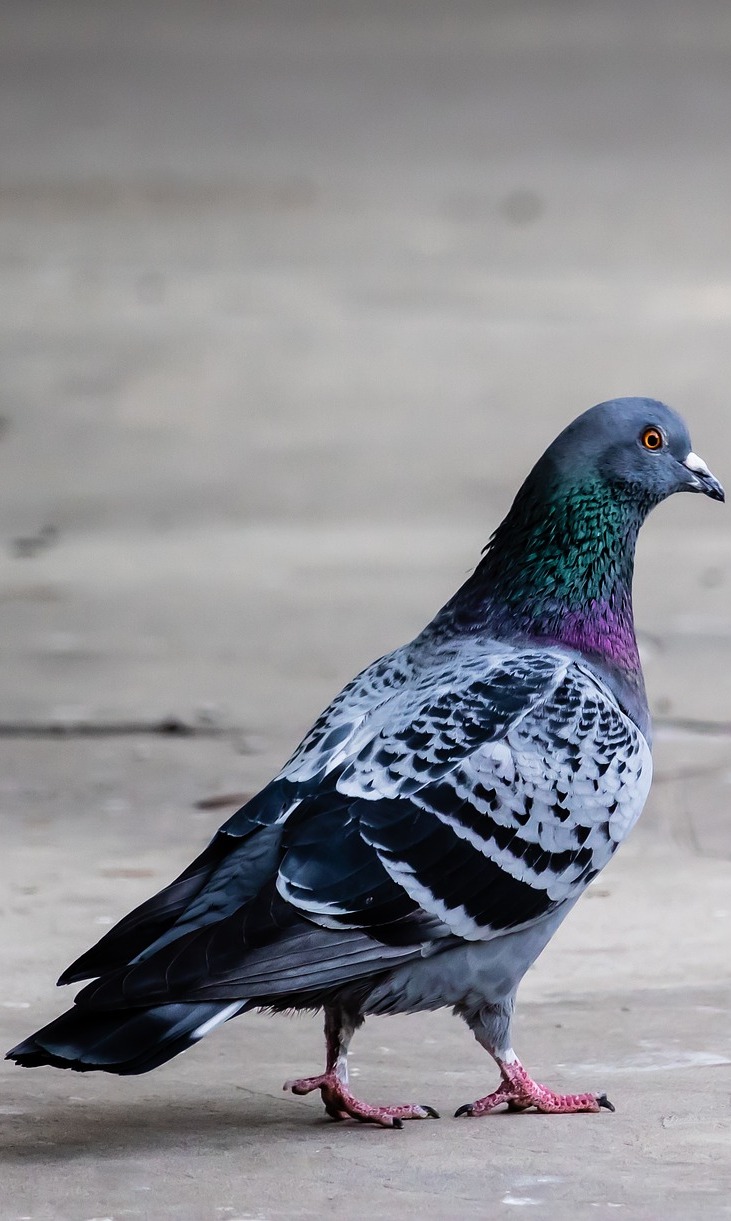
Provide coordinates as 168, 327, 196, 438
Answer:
1, 0, 729, 764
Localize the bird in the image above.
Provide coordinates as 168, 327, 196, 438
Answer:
7, 397, 724, 1128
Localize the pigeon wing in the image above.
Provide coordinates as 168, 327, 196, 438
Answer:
278, 650, 652, 942
72, 647, 651, 1009
341, 657, 651, 940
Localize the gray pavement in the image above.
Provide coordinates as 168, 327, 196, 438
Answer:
1, 1, 730, 1217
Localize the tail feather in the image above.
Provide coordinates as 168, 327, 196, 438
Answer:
6, 999, 247, 1076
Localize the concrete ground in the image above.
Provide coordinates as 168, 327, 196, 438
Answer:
1, 1, 731, 1217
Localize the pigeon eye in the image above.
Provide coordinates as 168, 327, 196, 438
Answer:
640, 427, 664, 452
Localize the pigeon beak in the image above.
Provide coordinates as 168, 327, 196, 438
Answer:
682, 451, 725, 502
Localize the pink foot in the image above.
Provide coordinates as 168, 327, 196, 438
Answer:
455, 1061, 614, 1117
284, 1071, 440, 1129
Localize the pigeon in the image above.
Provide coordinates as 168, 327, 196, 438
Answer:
7, 397, 724, 1127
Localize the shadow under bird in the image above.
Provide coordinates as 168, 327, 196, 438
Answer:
7, 398, 724, 1126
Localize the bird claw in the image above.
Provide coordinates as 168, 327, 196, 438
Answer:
455, 1062, 614, 1117
284, 1071, 439, 1127
454, 1102, 475, 1118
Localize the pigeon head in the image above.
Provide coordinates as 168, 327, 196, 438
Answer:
439, 397, 724, 690
543, 398, 724, 508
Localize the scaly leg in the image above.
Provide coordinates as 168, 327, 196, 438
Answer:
284, 1005, 439, 1129
455, 1001, 614, 1118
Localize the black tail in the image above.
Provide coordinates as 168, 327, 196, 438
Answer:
6, 999, 247, 1075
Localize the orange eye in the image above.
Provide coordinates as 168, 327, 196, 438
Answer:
641, 427, 664, 451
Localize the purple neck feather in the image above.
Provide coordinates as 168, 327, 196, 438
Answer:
433, 476, 652, 685
536, 596, 641, 673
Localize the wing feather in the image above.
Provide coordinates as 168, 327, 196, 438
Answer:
63, 640, 652, 1008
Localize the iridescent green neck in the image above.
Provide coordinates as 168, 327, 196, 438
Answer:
436, 476, 655, 678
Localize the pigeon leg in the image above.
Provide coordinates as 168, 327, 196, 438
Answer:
284, 1006, 439, 1128
455, 1005, 613, 1117
455, 1053, 614, 1116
